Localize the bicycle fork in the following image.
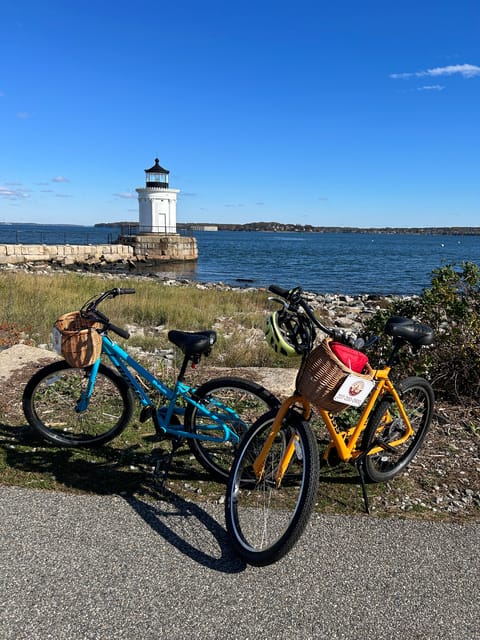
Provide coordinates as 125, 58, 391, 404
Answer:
74, 360, 101, 412
252, 396, 311, 487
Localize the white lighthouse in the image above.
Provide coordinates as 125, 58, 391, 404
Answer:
136, 158, 179, 234
120, 158, 197, 262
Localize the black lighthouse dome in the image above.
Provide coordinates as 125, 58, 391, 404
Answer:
145, 158, 169, 188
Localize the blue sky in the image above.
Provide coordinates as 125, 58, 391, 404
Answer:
1, 0, 479, 227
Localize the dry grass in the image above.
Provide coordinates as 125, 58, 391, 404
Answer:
0, 270, 288, 367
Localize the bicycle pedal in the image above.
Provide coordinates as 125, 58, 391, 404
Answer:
373, 438, 397, 454
139, 406, 153, 423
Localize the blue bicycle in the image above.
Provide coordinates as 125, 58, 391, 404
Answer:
22, 287, 279, 481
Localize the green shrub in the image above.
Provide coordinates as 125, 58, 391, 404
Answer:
363, 262, 480, 402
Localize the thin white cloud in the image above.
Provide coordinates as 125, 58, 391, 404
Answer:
16, 111, 31, 119
418, 85, 445, 91
421, 64, 480, 78
113, 192, 136, 199
391, 63, 480, 79
0, 186, 30, 199
52, 176, 70, 183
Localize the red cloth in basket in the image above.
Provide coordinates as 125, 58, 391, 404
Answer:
329, 342, 368, 373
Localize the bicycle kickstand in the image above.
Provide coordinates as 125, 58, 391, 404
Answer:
153, 438, 183, 492
356, 458, 370, 514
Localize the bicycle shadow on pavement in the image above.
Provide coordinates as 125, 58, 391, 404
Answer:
0, 422, 246, 574
125, 490, 246, 574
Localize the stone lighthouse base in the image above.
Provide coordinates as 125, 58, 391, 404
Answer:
118, 233, 198, 262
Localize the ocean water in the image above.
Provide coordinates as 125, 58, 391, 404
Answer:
1, 223, 479, 296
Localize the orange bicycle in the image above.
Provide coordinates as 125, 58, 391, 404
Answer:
225, 284, 434, 566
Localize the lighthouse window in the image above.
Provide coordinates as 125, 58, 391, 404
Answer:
150, 173, 167, 183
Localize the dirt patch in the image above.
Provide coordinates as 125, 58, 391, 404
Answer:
0, 344, 59, 381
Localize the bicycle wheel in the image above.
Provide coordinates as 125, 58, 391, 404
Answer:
225, 409, 319, 566
361, 376, 434, 483
184, 377, 279, 481
23, 360, 135, 447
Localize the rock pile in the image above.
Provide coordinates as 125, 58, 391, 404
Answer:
165, 279, 413, 335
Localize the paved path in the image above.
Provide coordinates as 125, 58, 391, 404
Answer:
1, 486, 479, 639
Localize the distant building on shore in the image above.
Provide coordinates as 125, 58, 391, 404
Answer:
188, 224, 218, 231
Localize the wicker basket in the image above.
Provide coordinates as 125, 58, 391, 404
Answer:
296, 338, 373, 414
54, 311, 102, 368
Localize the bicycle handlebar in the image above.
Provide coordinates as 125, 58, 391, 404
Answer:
80, 288, 136, 339
268, 284, 371, 350
268, 284, 334, 337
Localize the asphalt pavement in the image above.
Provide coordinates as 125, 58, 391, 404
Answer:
1, 485, 479, 640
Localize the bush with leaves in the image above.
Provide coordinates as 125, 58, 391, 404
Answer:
362, 262, 480, 402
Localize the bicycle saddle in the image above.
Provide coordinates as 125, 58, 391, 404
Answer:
385, 316, 434, 347
168, 330, 217, 356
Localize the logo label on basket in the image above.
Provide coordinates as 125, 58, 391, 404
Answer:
51, 327, 62, 355
333, 374, 375, 407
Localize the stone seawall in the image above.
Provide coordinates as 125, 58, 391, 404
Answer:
118, 233, 198, 261
0, 244, 134, 266
0, 233, 198, 266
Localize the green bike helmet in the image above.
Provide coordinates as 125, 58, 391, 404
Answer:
265, 310, 311, 357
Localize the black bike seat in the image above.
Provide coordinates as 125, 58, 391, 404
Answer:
385, 316, 434, 347
168, 330, 217, 356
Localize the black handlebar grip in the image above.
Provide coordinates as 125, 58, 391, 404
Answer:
109, 323, 130, 339
119, 288, 136, 295
268, 284, 291, 298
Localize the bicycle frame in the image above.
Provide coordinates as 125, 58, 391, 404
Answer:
76, 334, 241, 445
319, 366, 413, 462
252, 365, 414, 485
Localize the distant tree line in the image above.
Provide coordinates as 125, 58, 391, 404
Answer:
95, 221, 480, 235
181, 222, 480, 235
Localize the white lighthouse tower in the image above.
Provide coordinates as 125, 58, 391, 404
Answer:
136, 158, 179, 234
120, 157, 197, 262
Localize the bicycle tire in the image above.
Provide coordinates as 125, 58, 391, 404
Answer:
361, 376, 434, 483
225, 408, 319, 566
184, 377, 279, 481
23, 360, 135, 447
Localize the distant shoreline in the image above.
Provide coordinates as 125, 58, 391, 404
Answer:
95, 221, 480, 236
2, 221, 480, 236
